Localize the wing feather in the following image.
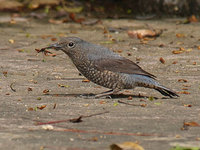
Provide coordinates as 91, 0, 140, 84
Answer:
94, 58, 156, 78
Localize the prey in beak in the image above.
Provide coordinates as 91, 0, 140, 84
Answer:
35, 42, 61, 56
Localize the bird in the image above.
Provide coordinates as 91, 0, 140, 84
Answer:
41, 37, 179, 98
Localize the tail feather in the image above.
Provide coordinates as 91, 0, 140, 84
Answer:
156, 86, 179, 98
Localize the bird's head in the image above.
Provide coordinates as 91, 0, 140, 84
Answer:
47, 37, 84, 57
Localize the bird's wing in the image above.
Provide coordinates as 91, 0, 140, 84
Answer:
94, 58, 156, 78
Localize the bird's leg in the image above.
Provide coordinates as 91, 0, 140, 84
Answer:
95, 89, 120, 98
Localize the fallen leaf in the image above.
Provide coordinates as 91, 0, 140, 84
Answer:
51, 37, 57, 41
28, 107, 34, 111
99, 101, 106, 104
113, 102, 119, 106
88, 137, 98, 141
154, 102, 161, 105
127, 52, 132, 56
53, 103, 56, 109
8, 39, 14, 44
82, 79, 90, 82
176, 33, 185, 38
159, 57, 165, 64
184, 121, 200, 127
10, 18, 16, 24
110, 142, 144, 150
37, 97, 42, 100
37, 105, 46, 110
3, 71, 7, 77
172, 49, 184, 54
178, 79, 188, 83
186, 48, 192, 52
193, 62, 197, 65
128, 29, 162, 39
40, 34, 53, 39
148, 96, 154, 101
48, 19, 64, 24
182, 84, 191, 87
28, 87, 33, 91
69, 13, 76, 21
42, 125, 54, 130
188, 15, 198, 22
159, 44, 165, 47
58, 84, 69, 88
183, 104, 192, 107
179, 91, 190, 94
17, 49, 24, 52
43, 89, 49, 94
140, 104, 147, 107
63, 6, 83, 13
171, 146, 200, 150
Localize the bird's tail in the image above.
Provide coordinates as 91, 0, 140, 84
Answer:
155, 85, 179, 98
129, 74, 179, 98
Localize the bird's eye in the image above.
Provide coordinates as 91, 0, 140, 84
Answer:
68, 42, 75, 48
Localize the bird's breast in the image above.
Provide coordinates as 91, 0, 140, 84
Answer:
74, 61, 123, 89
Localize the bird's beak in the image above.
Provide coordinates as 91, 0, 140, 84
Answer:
46, 43, 62, 51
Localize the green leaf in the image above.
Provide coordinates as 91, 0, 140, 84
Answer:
148, 96, 155, 101
113, 102, 119, 106
171, 146, 200, 150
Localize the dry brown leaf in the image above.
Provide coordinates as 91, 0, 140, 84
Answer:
184, 121, 200, 127
176, 33, 185, 38
8, 39, 14, 44
128, 29, 162, 39
28, 107, 34, 111
82, 79, 90, 82
48, 19, 64, 24
159, 57, 165, 64
28, 87, 32, 91
188, 15, 198, 23
172, 61, 177, 64
37, 105, 47, 110
172, 48, 184, 54
99, 101, 106, 104
193, 62, 197, 65
182, 84, 191, 87
51, 38, 57, 41
110, 142, 144, 150
179, 91, 190, 94
183, 104, 192, 107
178, 79, 188, 83
43, 89, 49, 94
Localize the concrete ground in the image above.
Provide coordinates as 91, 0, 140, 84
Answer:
0, 15, 200, 150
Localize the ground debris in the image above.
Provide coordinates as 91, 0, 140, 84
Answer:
110, 141, 144, 150
118, 100, 147, 107
35, 111, 109, 125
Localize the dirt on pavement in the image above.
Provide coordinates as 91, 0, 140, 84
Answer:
0, 14, 200, 150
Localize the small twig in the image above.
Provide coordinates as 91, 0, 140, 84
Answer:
35, 111, 109, 125
10, 82, 16, 92
118, 100, 147, 107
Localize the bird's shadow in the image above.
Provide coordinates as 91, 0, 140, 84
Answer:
44, 93, 160, 99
